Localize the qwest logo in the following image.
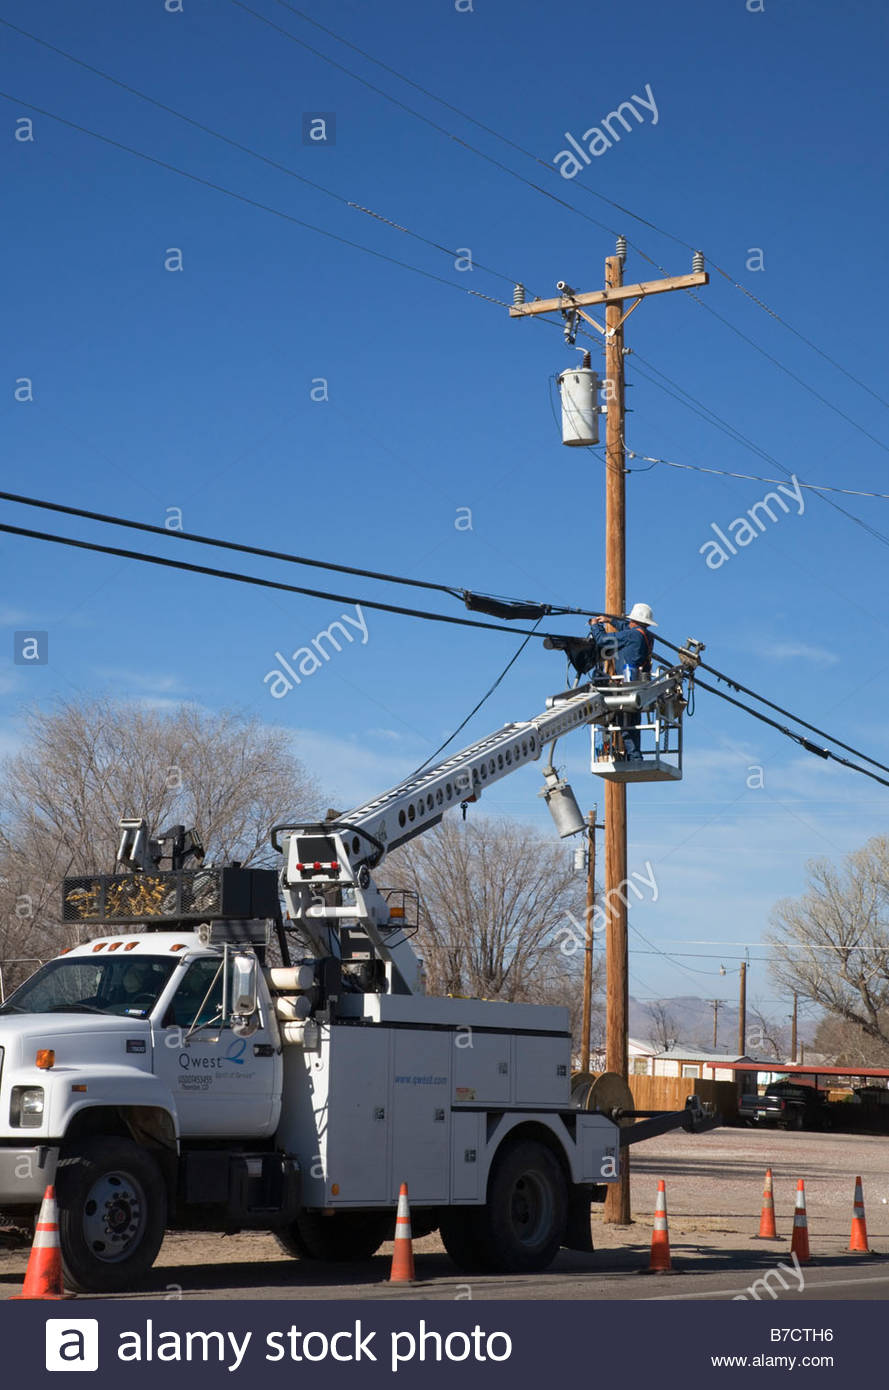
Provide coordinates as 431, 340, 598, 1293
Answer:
45, 1319, 99, 1372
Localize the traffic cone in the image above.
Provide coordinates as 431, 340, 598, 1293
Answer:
790, 1179, 811, 1265
647, 1180, 672, 1272
849, 1177, 870, 1253
11, 1186, 69, 1299
388, 1182, 415, 1283
753, 1167, 780, 1240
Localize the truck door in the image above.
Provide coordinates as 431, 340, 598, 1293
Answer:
152, 957, 280, 1138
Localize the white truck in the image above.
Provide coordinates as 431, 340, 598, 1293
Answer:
0, 662, 709, 1293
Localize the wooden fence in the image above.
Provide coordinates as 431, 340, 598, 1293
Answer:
628, 1073, 738, 1120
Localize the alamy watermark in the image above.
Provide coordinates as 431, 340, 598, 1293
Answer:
699, 475, 805, 570
732, 1251, 805, 1301
553, 85, 659, 180
263, 604, 368, 698
553, 861, 658, 956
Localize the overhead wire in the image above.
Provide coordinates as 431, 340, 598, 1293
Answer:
625, 450, 889, 500
0, 90, 513, 311
8, 20, 889, 566
407, 620, 543, 778
0, 17, 522, 292
0, 519, 554, 637
255, 0, 889, 419
5, 18, 889, 792
692, 678, 889, 790
3, 490, 889, 786
628, 351, 889, 553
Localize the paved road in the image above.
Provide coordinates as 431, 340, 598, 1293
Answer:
4, 1242, 886, 1302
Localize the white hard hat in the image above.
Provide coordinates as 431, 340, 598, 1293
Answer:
627, 602, 657, 627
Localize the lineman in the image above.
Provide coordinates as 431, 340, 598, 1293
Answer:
544, 602, 658, 762
588, 601, 657, 682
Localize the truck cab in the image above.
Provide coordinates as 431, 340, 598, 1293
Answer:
0, 930, 294, 1291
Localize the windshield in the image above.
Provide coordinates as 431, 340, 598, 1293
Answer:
0, 955, 178, 1018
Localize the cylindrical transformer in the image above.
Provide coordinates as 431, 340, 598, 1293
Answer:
558, 366, 599, 446
539, 775, 587, 838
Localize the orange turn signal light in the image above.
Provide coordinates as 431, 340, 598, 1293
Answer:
36, 1049, 55, 1070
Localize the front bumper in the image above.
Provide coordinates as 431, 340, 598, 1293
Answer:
0, 1143, 59, 1208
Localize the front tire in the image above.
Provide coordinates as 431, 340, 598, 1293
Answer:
55, 1137, 167, 1293
474, 1139, 567, 1274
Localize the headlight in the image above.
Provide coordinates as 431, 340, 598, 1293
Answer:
10, 1086, 45, 1127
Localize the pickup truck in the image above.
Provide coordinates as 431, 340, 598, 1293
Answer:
738, 1081, 831, 1131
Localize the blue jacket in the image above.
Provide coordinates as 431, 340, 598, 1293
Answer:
588, 619, 654, 675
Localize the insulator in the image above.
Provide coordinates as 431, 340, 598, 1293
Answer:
513, 283, 526, 306
692, 250, 705, 274
615, 235, 627, 261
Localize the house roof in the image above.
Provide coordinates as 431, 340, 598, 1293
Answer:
628, 1037, 737, 1063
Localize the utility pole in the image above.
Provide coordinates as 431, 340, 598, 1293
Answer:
510, 244, 708, 1225
791, 992, 798, 1064
738, 961, 747, 1056
709, 998, 723, 1050
580, 808, 604, 1072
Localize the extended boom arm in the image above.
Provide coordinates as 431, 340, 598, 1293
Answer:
275, 668, 688, 995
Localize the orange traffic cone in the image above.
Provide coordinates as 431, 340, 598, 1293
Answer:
790, 1179, 811, 1265
753, 1167, 780, 1240
647, 1180, 672, 1273
849, 1177, 870, 1253
388, 1182, 415, 1283
11, 1186, 68, 1299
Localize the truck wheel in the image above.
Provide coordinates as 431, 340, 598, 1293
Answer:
475, 1140, 567, 1274
438, 1207, 490, 1273
55, 1137, 167, 1294
276, 1209, 393, 1261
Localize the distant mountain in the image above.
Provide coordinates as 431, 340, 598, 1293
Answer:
628, 995, 815, 1058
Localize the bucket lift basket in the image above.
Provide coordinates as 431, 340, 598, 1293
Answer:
590, 680, 684, 783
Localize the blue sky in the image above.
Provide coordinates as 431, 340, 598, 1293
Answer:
3, 0, 888, 1024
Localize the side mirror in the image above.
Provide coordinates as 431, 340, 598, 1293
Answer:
230, 953, 258, 1017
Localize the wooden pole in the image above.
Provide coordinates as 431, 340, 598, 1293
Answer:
711, 998, 721, 1049
603, 251, 630, 1225
507, 246, 707, 1229
738, 961, 747, 1056
580, 808, 597, 1073
791, 992, 798, 1063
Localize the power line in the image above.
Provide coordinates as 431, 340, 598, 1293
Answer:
8, 32, 886, 560
627, 450, 889, 501
0, 519, 549, 637
0, 488, 462, 599
0, 18, 521, 292
5, 482, 887, 782
692, 677, 889, 790
4, 512, 889, 791
408, 621, 542, 777
257, 0, 889, 417
0, 90, 511, 311
629, 352, 889, 554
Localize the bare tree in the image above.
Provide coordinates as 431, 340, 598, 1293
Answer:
644, 1001, 678, 1053
384, 815, 601, 1031
0, 697, 321, 973
813, 1013, 889, 1068
747, 1005, 786, 1061
767, 838, 889, 1051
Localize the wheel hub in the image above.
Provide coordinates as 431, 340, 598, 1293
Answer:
83, 1171, 147, 1261
510, 1172, 551, 1247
